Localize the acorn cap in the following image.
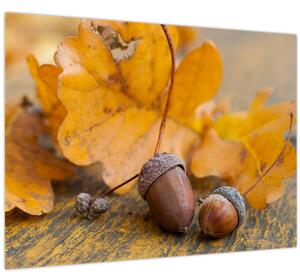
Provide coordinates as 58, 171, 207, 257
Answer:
213, 186, 246, 227
138, 153, 186, 200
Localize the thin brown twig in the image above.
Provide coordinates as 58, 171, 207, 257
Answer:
154, 24, 176, 155
243, 113, 293, 197
101, 173, 140, 198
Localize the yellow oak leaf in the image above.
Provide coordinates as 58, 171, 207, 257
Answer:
51, 20, 220, 192
77, 20, 179, 107
214, 87, 274, 141
167, 40, 222, 130
213, 111, 247, 140
5, 110, 75, 215
191, 127, 295, 209
27, 55, 66, 147
192, 89, 296, 209
215, 88, 296, 171
236, 140, 296, 209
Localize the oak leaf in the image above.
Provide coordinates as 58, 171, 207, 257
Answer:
191, 89, 296, 209
26, 55, 66, 148
214, 87, 296, 170
5, 110, 75, 215
191, 128, 245, 182
166, 40, 222, 131
48, 20, 222, 192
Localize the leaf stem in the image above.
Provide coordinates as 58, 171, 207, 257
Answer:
242, 113, 293, 197
154, 24, 176, 155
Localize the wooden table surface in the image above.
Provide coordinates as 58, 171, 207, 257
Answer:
5, 175, 296, 269
5, 24, 297, 269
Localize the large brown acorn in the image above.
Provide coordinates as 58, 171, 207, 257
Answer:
138, 153, 195, 233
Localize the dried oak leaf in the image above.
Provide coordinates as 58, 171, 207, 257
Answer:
166, 40, 222, 131
191, 128, 245, 182
5, 110, 75, 215
191, 88, 296, 209
49, 20, 222, 193
27, 55, 66, 148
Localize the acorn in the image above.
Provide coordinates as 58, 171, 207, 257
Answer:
198, 186, 246, 238
76, 193, 109, 219
138, 153, 195, 233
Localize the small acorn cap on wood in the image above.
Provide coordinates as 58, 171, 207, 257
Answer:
138, 153, 186, 200
76, 193, 92, 218
212, 186, 246, 227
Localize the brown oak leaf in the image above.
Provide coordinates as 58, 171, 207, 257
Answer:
5, 110, 75, 215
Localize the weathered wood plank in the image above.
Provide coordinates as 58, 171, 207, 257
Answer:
5, 174, 296, 268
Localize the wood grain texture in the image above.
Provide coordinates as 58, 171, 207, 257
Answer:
5, 22, 297, 269
5, 174, 296, 269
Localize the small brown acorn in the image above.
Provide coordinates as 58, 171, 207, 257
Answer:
138, 153, 195, 233
198, 186, 246, 238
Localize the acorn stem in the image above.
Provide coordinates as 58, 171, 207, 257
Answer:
101, 173, 140, 197
154, 24, 176, 155
243, 113, 293, 197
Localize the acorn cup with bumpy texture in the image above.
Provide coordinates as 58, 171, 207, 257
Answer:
138, 153, 195, 233
198, 186, 246, 238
